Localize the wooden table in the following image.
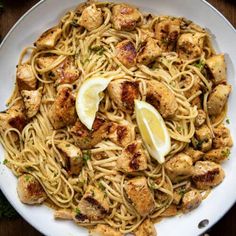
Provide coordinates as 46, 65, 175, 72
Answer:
0, 0, 235, 235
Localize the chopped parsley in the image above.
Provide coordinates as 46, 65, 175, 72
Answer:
98, 182, 105, 191
24, 175, 31, 182
3, 159, 8, 165
75, 208, 81, 215
193, 60, 205, 71
226, 118, 230, 124
82, 150, 91, 163
221, 148, 230, 158
89, 46, 105, 55
66, 144, 71, 147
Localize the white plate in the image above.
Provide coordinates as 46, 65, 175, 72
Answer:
0, 1, 235, 236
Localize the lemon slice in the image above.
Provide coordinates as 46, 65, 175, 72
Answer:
76, 77, 111, 130
135, 100, 171, 164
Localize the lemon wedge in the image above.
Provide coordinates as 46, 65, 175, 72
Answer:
76, 77, 111, 130
135, 100, 171, 164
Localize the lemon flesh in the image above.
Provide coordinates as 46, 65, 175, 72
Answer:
135, 100, 171, 164
76, 77, 111, 130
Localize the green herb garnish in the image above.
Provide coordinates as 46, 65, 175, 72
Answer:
82, 150, 91, 163
226, 118, 230, 124
3, 159, 8, 165
89, 46, 105, 55
221, 148, 230, 158
193, 60, 205, 71
75, 208, 81, 215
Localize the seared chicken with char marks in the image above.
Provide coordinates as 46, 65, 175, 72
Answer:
112, 3, 141, 31
108, 79, 140, 113
165, 153, 193, 183
56, 141, 83, 175
49, 88, 77, 129
192, 161, 225, 190
116, 40, 137, 68
125, 177, 155, 216
17, 174, 47, 204
35, 26, 62, 49
21, 88, 42, 118
70, 117, 110, 149
75, 185, 109, 222
117, 140, 148, 173
78, 4, 103, 31
135, 219, 157, 236
89, 224, 122, 236
16, 63, 37, 91
137, 38, 162, 65
146, 80, 178, 118
207, 84, 231, 116
182, 189, 202, 213
108, 121, 135, 147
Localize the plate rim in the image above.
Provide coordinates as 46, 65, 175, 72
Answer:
0, 0, 235, 235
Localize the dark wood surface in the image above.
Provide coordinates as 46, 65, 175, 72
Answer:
0, 0, 235, 235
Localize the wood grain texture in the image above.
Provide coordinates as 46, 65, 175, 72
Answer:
0, 1, 235, 235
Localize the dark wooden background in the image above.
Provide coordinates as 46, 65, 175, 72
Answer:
0, 0, 235, 235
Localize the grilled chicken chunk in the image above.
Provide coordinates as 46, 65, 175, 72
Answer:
54, 209, 73, 220
146, 80, 178, 118
207, 84, 231, 116
89, 224, 122, 236
16, 64, 37, 91
21, 88, 42, 118
116, 40, 137, 68
35, 26, 62, 49
155, 19, 181, 51
137, 38, 162, 65
204, 147, 231, 163
194, 109, 206, 127
206, 54, 226, 85
213, 124, 233, 148
182, 189, 202, 213
37, 56, 80, 84
184, 147, 204, 163
177, 32, 205, 59
135, 219, 157, 236
195, 125, 212, 152
108, 121, 135, 147
108, 79, 140, 113
125, 177, 155, 216
117, 141, 148, 173
49, 88, 77, 129
75, 185, 109, 222
56, 141, 83, 175
70, 117, 110, 149
111, 3, 141, 31
17, 174, 47, 204
192, 161, 225, 190
165, 153, 193, 183
78, 4, 103, 31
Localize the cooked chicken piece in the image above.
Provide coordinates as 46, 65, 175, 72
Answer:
111, 3, 141, 31
35, 26, 62, 49
173, 190, 183, 205
165, 153, 193, 183
54, 209, 73, 220
89, 224, 122, 236
207, 84, 231, 116
16, 64, 37, 91
160, 204, 178, 217
75, 185, 109, 222
146, 80, 178, 118
177, 32, 205, 59
49, 88, 77, 129
139, 29, 155, 43
154, 19, 181, 51
183, 74, 202, 108
135, 219, 157, 236
37, 56, 80, 84
116, 40, 137, 68
204, 147, 231, 163
21, 88, 42, 118
195, 125, 212, 152
125, 177, 155, 216
70, 117, 110, 149
78, 4, 103, 31
213, 124, 233, 148
192, 161, 225, 190
108, 121, 135, 147
195, 109, 206, 127
17, 174, 47, 204
172, 182, 191, 205
137, 38, 162, 65
108, 79, 140, 112
56, 141, 83, 175
206, 54, 226, 85
184, 147, 204, 163
182, 189, 202, 213
117, 141, 148, 173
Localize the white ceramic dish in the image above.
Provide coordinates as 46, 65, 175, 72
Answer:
0, 0, 235, 235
